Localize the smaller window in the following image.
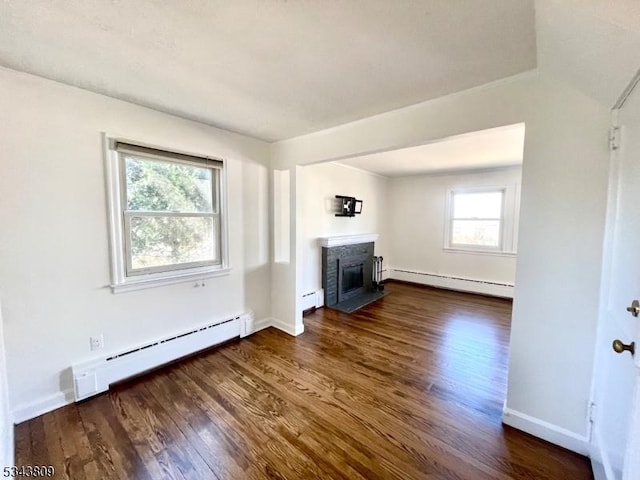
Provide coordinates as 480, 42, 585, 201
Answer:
447, 189, 505, 252
105, 137, 229, 292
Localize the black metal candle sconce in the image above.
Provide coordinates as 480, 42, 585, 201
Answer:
335, 195, 363, 217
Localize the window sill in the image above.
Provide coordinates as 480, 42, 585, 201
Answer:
443, 248, 517, 258
110, 267, 232, 293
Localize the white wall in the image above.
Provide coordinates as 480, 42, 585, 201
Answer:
299, 162, 388, 296
0, 68, 271, 419
0, 303, 13, 467
535, 0, 640, 109
506, 76, 609, 450
388, 166, 521, 289
271, 71, 611, 450
269, 166, 303, 336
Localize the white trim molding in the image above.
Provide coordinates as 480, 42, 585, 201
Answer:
250, 318, 304, 337
12, 389, 75, 425
271, 318, 305, 336
442, 248, 516, 258
502, 407, 590, 456
319, 234, 379, 248
111, 267, 232, 293
251, 318, 274, 334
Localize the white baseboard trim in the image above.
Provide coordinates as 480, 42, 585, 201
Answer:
271, 318, 304, 337
502, 407, 589, 455
12, 389, 74, 424
251, 317, 273, 334
389, 268, 514, 299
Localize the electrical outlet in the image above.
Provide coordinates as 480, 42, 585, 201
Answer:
90, 335, 104, 351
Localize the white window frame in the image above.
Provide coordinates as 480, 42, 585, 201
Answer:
444, 186, 518, 256
104, 134, 230, 293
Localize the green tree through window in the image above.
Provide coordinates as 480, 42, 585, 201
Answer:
124, 156, 219, 271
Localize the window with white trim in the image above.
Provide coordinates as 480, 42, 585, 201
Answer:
105, 138, 229, 292
445, 187, 518, 254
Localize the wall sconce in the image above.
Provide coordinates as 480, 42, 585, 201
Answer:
335, 195, 363, 217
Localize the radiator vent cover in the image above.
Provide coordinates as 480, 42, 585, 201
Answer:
106, 316, 238, 361
72, 314, 243, 401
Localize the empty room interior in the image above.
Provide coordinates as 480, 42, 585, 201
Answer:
1, 1, 640, 479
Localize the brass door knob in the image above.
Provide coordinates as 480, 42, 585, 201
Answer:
627, 300, 640, 317
612, 339, 635, 355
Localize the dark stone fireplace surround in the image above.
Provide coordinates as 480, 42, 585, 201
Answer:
321, 240, 375, 308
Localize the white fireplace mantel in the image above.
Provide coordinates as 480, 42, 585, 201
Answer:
318, 234, 379, 248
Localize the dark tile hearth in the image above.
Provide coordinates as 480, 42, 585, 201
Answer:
331, 290, 388, 314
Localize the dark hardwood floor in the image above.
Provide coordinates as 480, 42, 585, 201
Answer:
15, 282, 593, 479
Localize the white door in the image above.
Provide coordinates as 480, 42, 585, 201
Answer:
591, 70, 640, 480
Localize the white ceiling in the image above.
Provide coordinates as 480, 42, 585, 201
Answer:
536, 0, 640, 108
0, 0, 536, 141
336, 123, 525, 177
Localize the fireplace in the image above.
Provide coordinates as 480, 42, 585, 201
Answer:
338, 255, 367, 302
320, 234, 385, 313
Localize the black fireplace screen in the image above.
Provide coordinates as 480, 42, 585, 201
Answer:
342, 263, 364, 294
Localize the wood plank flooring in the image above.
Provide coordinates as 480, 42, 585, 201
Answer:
14, 282, 593, 479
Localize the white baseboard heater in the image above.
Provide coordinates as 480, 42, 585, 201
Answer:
390, 268, 514, 298
301, 289, 324, 311
72, 313, 251, 401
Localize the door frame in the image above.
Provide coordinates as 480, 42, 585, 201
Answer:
590, 68, 640, 480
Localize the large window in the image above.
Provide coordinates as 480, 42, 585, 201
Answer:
106, 139, 228, 292
445, 187, 518, 254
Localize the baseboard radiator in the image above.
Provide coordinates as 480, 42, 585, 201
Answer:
390, 268, 514, 298
72, 313, 251, 401
301, 289, 324, 311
